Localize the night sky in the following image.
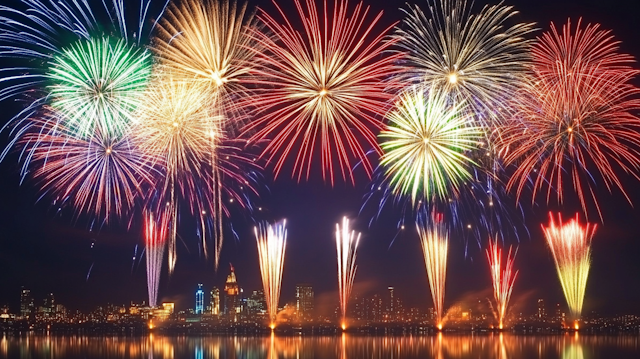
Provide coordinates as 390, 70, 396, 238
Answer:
1, 0, 640, 318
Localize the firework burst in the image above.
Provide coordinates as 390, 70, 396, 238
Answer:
244, 0, 401, 184
541, 213, 596, 321
395, 0, 534, 124
255, 220, 287, 329
20, 117, 154, 223
379, 86, 482, 206
486, 239, 518, 329
133, 75, 259, 272
336, 216, 360, 330
417, 213, 449, 329
145, 211, 168, 308
153, 0, 259, 130
499, 19, 640, 219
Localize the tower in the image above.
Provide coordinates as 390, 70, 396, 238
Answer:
195, 284, 204, 314
295, 284, 314, 320
224, 264, 239, 321
210, 287, 220, 316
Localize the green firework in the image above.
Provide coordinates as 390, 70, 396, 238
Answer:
379, 86, 482, 205
48, 37, 151, 138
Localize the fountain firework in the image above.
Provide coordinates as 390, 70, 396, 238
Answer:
255, 220, 287, 329
542, 213, 596, 325
336, 217, 360, 330
144, 212, 167, 308
486, 239, 518, 329
417, 214, 448, 329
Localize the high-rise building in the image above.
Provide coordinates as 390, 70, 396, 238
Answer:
224, 264, 240, 321
20, 287, 34, 320
295, 284, 314, 320
248, 290, 266, 317
195, 284, 204, 314
42, 293, 55, 318
210, 287, 220, 316
387, 287, 394, 321
537, 299, 546, 319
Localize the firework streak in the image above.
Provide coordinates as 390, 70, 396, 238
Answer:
541, 213, 596, 321
417, 215, 449, 328
336, 217, 360, 329
486, 239, 518, 329
255, 220, 287, 328
145, 211, 168, 308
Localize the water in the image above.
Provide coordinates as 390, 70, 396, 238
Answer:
1, 333, 639, 358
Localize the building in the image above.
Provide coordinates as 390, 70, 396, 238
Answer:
20, 287, 34, 320
295, 284, 314, 320
388, 287, 395, 320
210, 287, 220, 316
248, 290, 266, 317
195, 284, 204, 315
537, 299, 546, 319
224, 265, 240, 321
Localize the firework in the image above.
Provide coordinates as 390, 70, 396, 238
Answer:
416, 214, 448, 329
379, 86, 482, 206
336, 217, 360, 330
145, 211, 167, 308
498, 20, 640, 219
541, 213, 596, 321
20, 117, 154, 222
395, 0, 534, 124
134, 75, 259, 272
244, 0, 401, 184
486, 239, 518, 329
153, 0, 259, 128
255, 220, 287, 329
48, 37, 151, 139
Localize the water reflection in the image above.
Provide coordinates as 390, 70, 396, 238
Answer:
0, 333, 638, 358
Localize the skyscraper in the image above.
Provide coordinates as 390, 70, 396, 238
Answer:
210, 287, 220, 316
537, 299, 546, 319
20, 287, 34, 320
387, 286, 394, 321
224, 264, 239, 321
295, 284, 314, 320
195, 284, 204, 315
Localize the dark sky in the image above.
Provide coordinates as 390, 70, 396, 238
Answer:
2, 0, 640, 318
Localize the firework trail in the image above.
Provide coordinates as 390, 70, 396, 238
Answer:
134, 75, 260, 272
336, 216, 360, 329
379, 86, 482, 206
153, 0, 260, 133
416, 213, 448, 329
255, 220, 287, 329
19, 117, 154, 222
486, 239, 518, 329
244, 0, 402, 184
145, 211, 167, 308
395, 0, 534, 125
498, 19, 640, 219
541, 213, 596, 322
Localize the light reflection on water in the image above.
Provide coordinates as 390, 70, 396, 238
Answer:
1, 332, 639, 358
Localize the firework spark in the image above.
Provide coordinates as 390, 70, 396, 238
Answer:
145, 211, 167, 308
336, 216, 360, 330
541, 213, 596, 321
244, 0, 401, 184
499, 19, 640, 219
379, 86, 482, 206
134, 75, 259, 272
486, 239, 518, 329
20, 117, 154, 222
395, 0, 534, 124
417, 213, 449, 329
153, 0, 259, 130
255, 220, 287, 329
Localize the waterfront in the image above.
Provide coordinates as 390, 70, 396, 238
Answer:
1, 334, 640, 358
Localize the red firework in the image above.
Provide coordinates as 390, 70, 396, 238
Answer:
244, 0, 402, 185
498, 19, 640, 219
